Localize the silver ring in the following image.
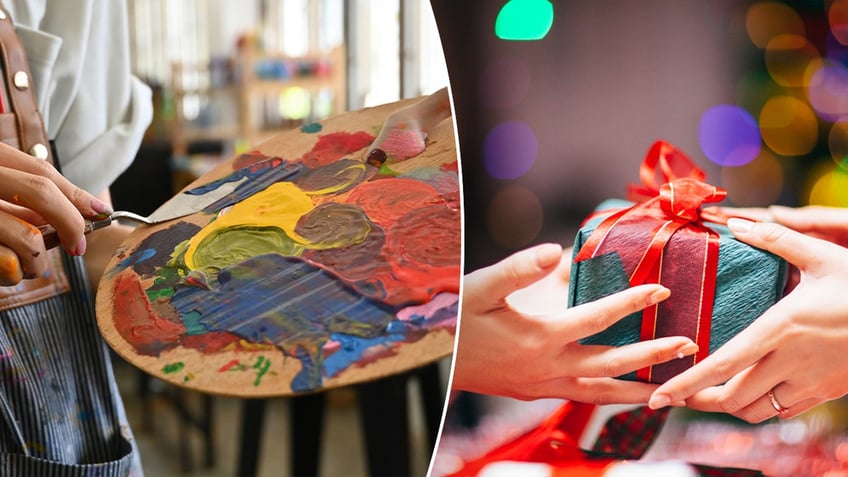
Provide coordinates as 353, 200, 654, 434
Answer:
768, 389, 789, 414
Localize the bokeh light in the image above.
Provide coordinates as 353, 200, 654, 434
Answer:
830, 121, 848, 167
830, 0, 848, 46
279, 86, 311, 120
478, 57, 531, 109
746, 1, 805, 49
759, 95, 818, 156
735, 69, 783, 115
720, 149, 784, 206
764, 34, 820, 87
495, 0, 554, 41
483, 120, 538, 179
698, 105, 761, 166
807, 159, 848, 206
805, 59, 848, 122
486, 185, 543, 249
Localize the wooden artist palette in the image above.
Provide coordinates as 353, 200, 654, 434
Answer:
96, 98, 459, 397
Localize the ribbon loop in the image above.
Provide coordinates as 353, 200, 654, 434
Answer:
628, 140, 707, 201
659, 178, 727, 222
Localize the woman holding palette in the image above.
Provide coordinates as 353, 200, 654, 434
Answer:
0, 1, 151, 475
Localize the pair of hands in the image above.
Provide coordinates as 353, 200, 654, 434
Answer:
456, 205, 848, 423
0, 141, 111, 285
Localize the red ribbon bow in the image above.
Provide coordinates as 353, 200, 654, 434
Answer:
574, 140, 726, 383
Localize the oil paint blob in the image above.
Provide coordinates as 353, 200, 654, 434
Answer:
105, 128, 459, 392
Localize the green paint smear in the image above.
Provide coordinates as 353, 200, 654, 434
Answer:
300, 122, 322, 133
191, 226, 303, 272
182, 310, 208, 335
252, 356, 271, 386
162, 362, 185, 374
495, 0, 553, 41
145, 267, 183, 302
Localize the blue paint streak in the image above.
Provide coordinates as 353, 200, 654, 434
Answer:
170, 254, 400, 391
115, 247, 156, 271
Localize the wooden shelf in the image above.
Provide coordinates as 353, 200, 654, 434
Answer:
168, 46, 346, 158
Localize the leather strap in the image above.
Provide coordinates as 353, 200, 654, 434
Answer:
0, 3, 51, 161
0, 4, 70, 311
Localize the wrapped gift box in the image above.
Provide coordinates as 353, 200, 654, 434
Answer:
567, 142, 788, 383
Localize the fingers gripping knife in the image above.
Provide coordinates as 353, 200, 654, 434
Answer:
40, 162, 301, 250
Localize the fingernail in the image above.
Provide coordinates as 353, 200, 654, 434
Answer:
671, 401, 686, 407
648, 286, 671, 306
675, 342, 699, 359
727, 217, 753, 234
74, 235, 87, 256
649, 394, 671, 410
91, 198, 113, 215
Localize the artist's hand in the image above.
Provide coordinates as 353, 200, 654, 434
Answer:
649, 218, 848, 422
454, 243, 699, 402
362, 87, 451, 166
0, 142, 108, 285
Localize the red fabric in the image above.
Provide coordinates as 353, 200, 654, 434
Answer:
445, 402, 597, 477
574, 141, 725, 383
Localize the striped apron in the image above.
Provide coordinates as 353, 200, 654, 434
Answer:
0, 252, 142, 476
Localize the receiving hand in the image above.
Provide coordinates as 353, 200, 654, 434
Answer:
0, 142, 109, 285
649, 218, 848, 422
454, 243, 699, 403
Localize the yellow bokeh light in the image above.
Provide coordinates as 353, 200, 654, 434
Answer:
746, 2, 805, 49
806, 160, 848, 206
278, 86, 311, 120
486, 185, 543, 249
720, 149, 784, 207
764, 34, 820, 87
759, 95, 818, 156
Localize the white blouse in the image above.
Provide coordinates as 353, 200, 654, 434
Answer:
3, 0, 152, 194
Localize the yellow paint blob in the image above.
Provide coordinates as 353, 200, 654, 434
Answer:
184, 181, 315, 269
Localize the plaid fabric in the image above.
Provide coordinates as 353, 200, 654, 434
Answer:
592, 406, 670, 458
590, 406, 764, 477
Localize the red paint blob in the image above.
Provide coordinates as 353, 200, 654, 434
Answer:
113, 271, 185, 356
298, 131, 375, 168
344, 178, 445, 228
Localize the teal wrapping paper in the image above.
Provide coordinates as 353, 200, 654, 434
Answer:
568, 199, 788, 383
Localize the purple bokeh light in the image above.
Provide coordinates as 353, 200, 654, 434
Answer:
807, 60, 848, 122
483, 120, 538, 179
698, 105, 762, 167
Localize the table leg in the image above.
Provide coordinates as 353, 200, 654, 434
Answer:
290, 392, 327, 476
358, 373, 411, 477
416, 362, 444, 447
237, 399, 268, 477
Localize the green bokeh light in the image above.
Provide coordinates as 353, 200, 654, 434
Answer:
495, 0, 553, 41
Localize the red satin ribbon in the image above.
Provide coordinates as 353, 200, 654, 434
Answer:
574, 141, 726, 383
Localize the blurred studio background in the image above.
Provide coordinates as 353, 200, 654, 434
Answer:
432, 0, 848, 476
111, 1, 450, 476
